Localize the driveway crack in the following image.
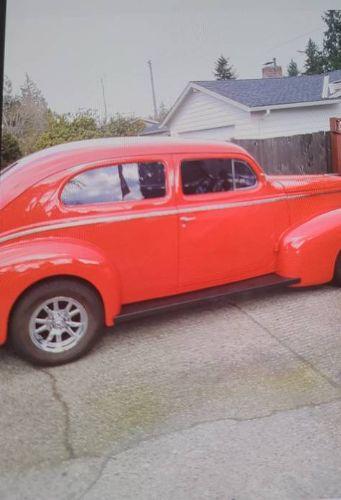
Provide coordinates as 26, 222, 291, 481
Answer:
229, 301, 341, 390
76, 396, 341, 499
41, 369, 75, 460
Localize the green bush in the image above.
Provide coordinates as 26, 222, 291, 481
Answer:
1, 132, 22, 168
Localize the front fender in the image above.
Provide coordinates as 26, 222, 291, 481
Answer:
0, 237, 122, 344
277, 209, 341, 286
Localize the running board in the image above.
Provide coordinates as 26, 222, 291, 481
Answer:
115, 274, 300, 323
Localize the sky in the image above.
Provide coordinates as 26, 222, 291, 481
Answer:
4, 0, 341, 120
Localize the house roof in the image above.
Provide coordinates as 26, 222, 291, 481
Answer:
142, 122, 169, 135
194, 70, 341, 108
154, 70, 341, 131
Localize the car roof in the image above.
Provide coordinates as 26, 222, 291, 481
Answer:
0, 137, 250, 209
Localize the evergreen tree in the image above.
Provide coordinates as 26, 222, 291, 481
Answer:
214, 55, 236, 80
287, 59, 299, 77
3, 74, 49, 154
304, 38, 325, 75
323, 10, 341, 70
20, 73, 48, 108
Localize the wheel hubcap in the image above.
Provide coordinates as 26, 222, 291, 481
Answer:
29, 296, 88, 353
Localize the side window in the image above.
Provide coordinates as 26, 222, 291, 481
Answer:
181, 159, 233, 195
181, 158, 257, 196
234, 161, 257, 189
61, 162, 166, 205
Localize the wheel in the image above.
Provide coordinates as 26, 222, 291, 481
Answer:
9, 278, 103, 366
334, 254, 341, 286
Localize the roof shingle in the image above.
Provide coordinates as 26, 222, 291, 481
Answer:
194, 69, 341, 108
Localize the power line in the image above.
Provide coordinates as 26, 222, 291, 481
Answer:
266, 26, 323, 53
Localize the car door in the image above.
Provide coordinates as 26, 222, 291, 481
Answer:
174, 153, 288, 290
60, 154, 178, 303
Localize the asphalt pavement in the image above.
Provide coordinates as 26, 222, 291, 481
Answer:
1, 284, 341, 500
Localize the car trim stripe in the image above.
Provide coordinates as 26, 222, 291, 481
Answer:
0, 190, 340, 244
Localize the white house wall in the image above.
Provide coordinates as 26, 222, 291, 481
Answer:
248, 102, 341, 139
154, 87, 341, 140
177, 126, 236, 140
167, 89, 250, 137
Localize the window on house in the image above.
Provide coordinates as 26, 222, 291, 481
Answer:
181, 158, 256, 195
61, 162, 166, 205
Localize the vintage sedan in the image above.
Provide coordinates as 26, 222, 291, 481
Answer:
1, 137, 341, 365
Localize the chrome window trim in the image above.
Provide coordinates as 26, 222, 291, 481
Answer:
232, 159, 258, 191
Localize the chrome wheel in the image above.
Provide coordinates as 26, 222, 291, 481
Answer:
29, 296, 88, 353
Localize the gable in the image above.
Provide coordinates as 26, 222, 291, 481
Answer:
166, 88, 249, 133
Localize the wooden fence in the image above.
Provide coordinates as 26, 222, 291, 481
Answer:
232, 131, 332, 175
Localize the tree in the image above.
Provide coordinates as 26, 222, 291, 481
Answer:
33, 110, 145, 152
34, 110, 101, 151
0, 132, 22, 168
287, 59, 299, 77
2, 74, 49, 155
304, 38, 325, 75
323, 10, 341, 70
157, 102, 169, 121
102, 114, 145, 137
214, 55, 236, 80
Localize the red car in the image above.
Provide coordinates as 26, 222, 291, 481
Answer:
1, 137, 341, 365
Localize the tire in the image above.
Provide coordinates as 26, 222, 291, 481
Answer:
333, 254, 341, 287
9, 278, 104, 366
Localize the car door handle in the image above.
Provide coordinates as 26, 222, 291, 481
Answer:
180, 216, 196, 222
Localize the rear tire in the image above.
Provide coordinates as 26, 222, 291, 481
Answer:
9, 278, 103, 366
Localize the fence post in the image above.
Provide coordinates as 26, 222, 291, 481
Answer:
330, 117, 341, 174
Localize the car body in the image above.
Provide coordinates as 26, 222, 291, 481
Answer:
1, 137, 341, 365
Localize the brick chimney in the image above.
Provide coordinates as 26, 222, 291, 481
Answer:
262, 65, 283, 78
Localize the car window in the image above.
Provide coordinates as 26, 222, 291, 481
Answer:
233, 161, 257, 189
181, 158, 256, 195
181, 159, 234, 195
61, 161, 166, 205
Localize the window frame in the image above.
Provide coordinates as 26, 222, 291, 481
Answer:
58, 156, 172, 211
231, 159, 258, 191
179, 155, 258, 199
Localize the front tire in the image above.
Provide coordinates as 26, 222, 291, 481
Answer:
9, 278, 103, 366
333, 253, 341, 287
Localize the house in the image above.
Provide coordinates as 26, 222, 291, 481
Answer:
142, 119, 169, 136
142, 70, 341, 140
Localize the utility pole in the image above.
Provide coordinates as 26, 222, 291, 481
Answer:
100, 77, 108, 125
147, 60, 158, 121
0, 0, 7, 167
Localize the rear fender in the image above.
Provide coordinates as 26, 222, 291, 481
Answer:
0, 237, 121, 344
277, 208, 341, 286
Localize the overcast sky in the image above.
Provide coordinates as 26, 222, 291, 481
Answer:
4, 0, 341, 119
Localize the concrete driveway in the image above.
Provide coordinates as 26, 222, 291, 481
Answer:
1, 284, 341, 500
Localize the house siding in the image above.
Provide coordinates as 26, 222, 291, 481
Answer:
168, 89, 250, 137
246, 103, 341, 139
177, 126, 236, 140
157, 87, 341, 141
